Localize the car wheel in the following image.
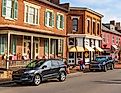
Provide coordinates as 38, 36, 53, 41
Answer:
58, 72, 66, 82
103, 65, 107, 72
33, 74, 41, 86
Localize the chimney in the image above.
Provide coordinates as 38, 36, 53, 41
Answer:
51, 0, 60, 5
110, 20, 115, 25
116, 22, 121, 30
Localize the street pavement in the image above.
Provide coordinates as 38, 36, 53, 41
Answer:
0, 70, 121, 93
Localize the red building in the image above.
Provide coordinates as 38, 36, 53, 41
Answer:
102, 21, 121, 61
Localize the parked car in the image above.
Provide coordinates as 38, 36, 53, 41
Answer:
12, 59, 67, 86
89, 56, 115, 72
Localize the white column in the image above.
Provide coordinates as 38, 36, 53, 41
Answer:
7, 32, 10, 69
31, 36, 33, 59
49, 38, 51, 59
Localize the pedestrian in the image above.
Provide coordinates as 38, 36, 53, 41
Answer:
78, 59, 85, 71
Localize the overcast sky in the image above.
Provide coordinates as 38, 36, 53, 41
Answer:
61, 0, 121, 23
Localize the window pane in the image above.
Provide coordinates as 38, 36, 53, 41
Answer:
73, 18, 78, 31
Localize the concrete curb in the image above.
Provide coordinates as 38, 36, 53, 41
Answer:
67, 72, 82, 78
0, 72, 83, 85
0, 80, 14, 85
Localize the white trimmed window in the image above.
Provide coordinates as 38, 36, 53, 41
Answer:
116, 37, 119, 44
24, 2, 40, 25
112, 36, 114, 44
57, 13, 64, 29
2, 0, 18, 19
45, 9, 54, 27
0, 36, 7, 55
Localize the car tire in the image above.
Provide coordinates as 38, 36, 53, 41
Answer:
58, 72, 66, 82
33, 74, 41, 86
103, 65, 107, 72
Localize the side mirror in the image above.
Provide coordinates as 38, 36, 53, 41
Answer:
42, 65, 47, 69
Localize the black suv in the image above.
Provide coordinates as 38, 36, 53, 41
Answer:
12, 59, 67, 86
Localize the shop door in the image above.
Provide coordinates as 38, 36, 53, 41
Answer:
68, 52, 75, 65
34, 41, 39, 59
76, 52, 83, 65
23, 40, 31, 59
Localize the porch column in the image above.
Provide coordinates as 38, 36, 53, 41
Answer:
7, 32, 10, 69
49, 38, 51, 59
62, 39, 64, 59
31, 36, 33, 59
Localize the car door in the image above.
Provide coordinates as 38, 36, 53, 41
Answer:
51, 60, 60, 77
41, 60, 52, 79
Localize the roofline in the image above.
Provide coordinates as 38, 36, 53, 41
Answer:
0, 25, 68, 37
38, 0, 69, 12
102, 24, 121, 36
70, 7, 104, 18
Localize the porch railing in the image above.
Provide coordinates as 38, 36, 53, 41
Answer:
0, 60, 32, 70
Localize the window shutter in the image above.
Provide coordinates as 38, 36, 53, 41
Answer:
44, 11, 48, 26
14, 0, 18, 19
2, 0, 6, 16
52, 13, 54, 27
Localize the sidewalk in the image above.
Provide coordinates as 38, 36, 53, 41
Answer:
114, 63, 121, 69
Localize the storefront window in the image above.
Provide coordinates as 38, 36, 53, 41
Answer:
69, 38, 74, 45
69, 52, 74, 58
77, 52, 82, 58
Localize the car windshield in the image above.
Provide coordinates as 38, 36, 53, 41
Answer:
95, 57, 106, 63
26, 60, 45, 68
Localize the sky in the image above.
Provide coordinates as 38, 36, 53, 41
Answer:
60, 0, 121, 23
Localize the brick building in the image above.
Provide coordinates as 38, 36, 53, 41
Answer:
102, 21, 121, 61
0, 0, 69, 62
67, 7, 103, 65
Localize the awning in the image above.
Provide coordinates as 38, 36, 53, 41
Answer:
112, 45, 118, 50
76, 46, 84, 52
95, 46, 104, 52
85, 45, 95, 52
69, 46, 84, 52
69, 46, 77, 52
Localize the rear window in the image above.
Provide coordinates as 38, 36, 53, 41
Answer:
95, 57, 106, 62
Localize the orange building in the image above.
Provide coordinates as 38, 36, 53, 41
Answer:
67, 7, 103, 65
0, 0, 69, 62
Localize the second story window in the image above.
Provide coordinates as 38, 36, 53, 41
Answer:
45, 10, 54, 27
57, 13, 64, 30
97, 23, 100, 35
112, 36, 114, 44
107, 34, 109, 43
2, 0, 18, 19
87, 20, 90, 33
116, 37, 119, 44
72, 18, 78, 32
103, 34, 106, 43
93, 21, 96, 35
24, 3, 39, 25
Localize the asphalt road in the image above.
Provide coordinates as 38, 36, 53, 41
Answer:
1, 69, 121, 93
